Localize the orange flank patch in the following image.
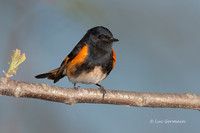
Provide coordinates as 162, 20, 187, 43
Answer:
69, 45, 88, 65
112, 49, 116, 68
66, 45, 88, 76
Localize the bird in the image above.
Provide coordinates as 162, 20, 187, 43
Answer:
35, 26, 119, 98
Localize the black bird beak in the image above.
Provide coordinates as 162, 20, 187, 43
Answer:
110, 37, 119, 42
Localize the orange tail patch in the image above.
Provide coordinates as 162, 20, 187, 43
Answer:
35, 68, 60, 80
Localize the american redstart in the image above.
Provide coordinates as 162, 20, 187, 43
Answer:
35, 26, 118, 98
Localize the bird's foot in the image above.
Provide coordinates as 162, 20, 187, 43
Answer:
73, 83, 80, 90
96, 84, 106, 100
74, 86, 80, 90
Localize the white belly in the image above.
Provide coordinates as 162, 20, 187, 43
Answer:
68, 66, 107, 84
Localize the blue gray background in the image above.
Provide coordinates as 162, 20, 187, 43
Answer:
0, 0, 200, 133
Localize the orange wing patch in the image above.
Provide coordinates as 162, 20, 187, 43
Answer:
63, 56, 69, 63
112, 49, 116, 68
66, 45, 88, 76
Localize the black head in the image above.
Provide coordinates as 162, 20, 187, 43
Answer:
82, 26, 119, 46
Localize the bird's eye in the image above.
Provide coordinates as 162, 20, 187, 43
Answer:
98, 35, 103, 39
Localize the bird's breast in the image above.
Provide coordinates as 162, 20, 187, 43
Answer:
67, 66, 107, 84
65, 45, 115, 84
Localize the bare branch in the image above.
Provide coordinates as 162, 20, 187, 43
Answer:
0, 77, 200, 110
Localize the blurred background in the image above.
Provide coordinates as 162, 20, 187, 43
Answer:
0, 0, 200, 133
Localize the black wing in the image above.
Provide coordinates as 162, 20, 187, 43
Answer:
54, 40, 87, 83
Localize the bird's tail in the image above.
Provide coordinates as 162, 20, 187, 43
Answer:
35, 68, 64, 82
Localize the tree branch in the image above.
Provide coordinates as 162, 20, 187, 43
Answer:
0, 77, 200, 110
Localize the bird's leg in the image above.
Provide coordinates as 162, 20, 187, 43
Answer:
96, 84, 106, 99
73, 83, 80, 90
